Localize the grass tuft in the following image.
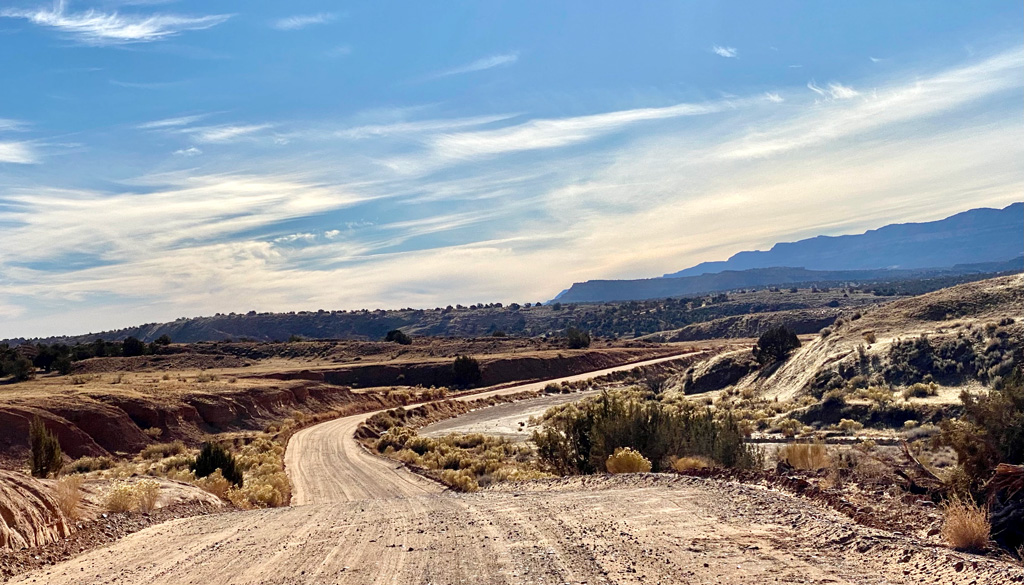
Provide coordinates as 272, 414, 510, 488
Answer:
941, 498, 990, 552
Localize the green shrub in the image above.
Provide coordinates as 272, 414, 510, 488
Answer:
533, 390, 762, 475
940, 369, 1024, 489
29, 416, 63, 478
566, 327, 591, 349
451, 355, 482, 387
191, 442, 243, 487
385, 329, 413, 345
753, 326, 801, 365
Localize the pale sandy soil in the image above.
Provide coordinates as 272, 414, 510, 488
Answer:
11, 354, 1023, 585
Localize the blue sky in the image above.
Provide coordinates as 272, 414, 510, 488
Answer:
0, 1, 1022, 338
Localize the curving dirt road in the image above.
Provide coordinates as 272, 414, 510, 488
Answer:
12, 353, 1024, 584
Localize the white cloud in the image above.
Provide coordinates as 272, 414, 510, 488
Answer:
0, 173, 367, 266
807, 81, 860, 100
0, 119, 28, 131
186, 124, 273, 143
434, 52, 519, 78
0, 1, 231, 46
138, 114, 207, 130
0, 141, 37, 164
764, 92, 784, 103
722, 50, 1022, 160
173, 146, 202, 156
431, 101, 731, 158
712, 45, 737, 58
272, 12, 337, 31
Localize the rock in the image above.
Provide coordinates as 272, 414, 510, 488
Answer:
0, 471, 73, 550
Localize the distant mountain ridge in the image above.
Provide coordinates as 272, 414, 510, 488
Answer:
665, 202, 1022, 278
553, 259, 1023, 304
554, 203, 1023, 304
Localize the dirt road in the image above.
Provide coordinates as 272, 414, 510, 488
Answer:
12, 353, 1024, 584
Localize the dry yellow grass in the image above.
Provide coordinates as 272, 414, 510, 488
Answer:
777, 442, 831, 470
103, 479, 162, 513
54, 475, 84, 519
941, 498, 990, 552
605, 447, 652, 474
672, 456, 714, 472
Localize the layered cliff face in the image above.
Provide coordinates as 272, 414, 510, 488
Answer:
0, 471, 72, 550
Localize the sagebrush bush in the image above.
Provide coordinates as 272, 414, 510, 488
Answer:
104, 479, 161, 513
64, 455, 115, 474
141, 440, 186, 460
778, 442, 831, 470
533, 390, 762, 474
940, 369, 1024, 489
54, 475, 84, 519
942, 498, 990, 551
672, 456, 714, 472
606, 447, 652, 474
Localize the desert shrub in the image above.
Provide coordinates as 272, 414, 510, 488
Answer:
64, 455, 114, 474
778, 442, 831, 470
141, 440, 187, 460
385, 329, 412, 345
605, 447, 652, 474
54, 475, 84, 520
136, 480, 160, 512
863, 331, 877, 344
753, 326, 801, 366
29, 416, 63, 478
143, 427, 163, 439
776, 418, 801, 438
543, 383, 561, 394
451, 355, 482, 387
533, 390, 762, 474
440, 469, 479, 492
940, 370, 1024, 489
193, 469, 231, 499
191, 442, 243, 487
903, 382, 938, 399
942, 498, 990, 552
565, 327, 591, 349
821, 389, 847, 410
104, 479, 160, 513
836, 419, 864, 434
672, 456, 715, 472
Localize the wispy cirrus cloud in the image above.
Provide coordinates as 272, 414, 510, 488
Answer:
185, 124, 273, 143
431, 100, 732, 158
272, 12, 337, 31
807, 81, 859, 100
433, 52, 519, 78
173, 146, 202, 156
0, 141, 37, 164
712, 45, 737, 58
137, 114, 208, 130
0, 1, 231, 45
